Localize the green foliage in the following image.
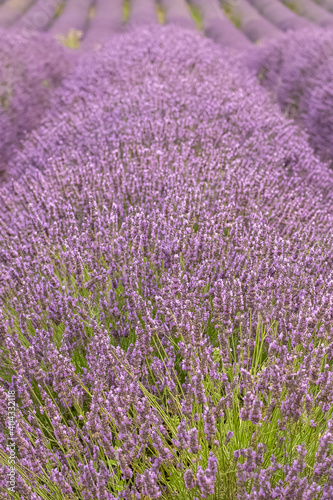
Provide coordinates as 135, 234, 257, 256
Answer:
123, 0, 130, 22
56, 29, 82, 50
222, 4, 242, 29
189, 5, 202, 31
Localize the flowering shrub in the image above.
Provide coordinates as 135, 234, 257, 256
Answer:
0, 25, 333, 500
246, 27, 333, 164
0, 30, 73, 181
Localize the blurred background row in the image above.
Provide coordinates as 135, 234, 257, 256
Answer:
1, 0, 333, 51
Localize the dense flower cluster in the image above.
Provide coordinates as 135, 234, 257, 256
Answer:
0, 24, 333, 499
246, 27, 333, 164
0, 29, 73, 182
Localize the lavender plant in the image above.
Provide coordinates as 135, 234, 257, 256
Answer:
0, 24, 333, 500
246, 27, 333, 164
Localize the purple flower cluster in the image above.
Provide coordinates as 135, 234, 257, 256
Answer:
0, 29, 73, 182
0, 24, 332, 499
235, 437, 333, 499
246, 27, 333, 164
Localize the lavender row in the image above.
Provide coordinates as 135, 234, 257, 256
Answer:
190, 0, 251, 49
247, 0, 312, 31
14, 0, 64, 33
220, 0, 282, 43
128, 0, 159, 26
313, 0, 333, 12
161, 0, 197, 31
81, 0, 124, 50
0, 0, 35, 29
48, 0, 91, 37
246, 27, 333, 164
279, 0, 333, 27
0, 30, 73, 183
0, 25, 332, 499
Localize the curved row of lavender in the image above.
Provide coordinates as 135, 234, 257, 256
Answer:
0, 24, 333, 499
161, 0, 197, 31
313, 0, 333, 12
0, 30, 73, 182
81, 0, 125, 50
247, 0, 312, 30
3, 0, 326, 49
14, 0, 64, 33
279, 0, 333, 27
189, 0, 252, 50
246, 27, 333, 165
0, 0, 35, 29
219, 0, 282, 43
129, 0, 159, 25
48, 0, 91, 37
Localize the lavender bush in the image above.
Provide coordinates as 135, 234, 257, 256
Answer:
245, 27, 333, 164
0, 30, 73, 182
0, 24, 333, 500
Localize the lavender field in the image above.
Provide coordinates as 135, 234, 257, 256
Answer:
0, 1, 333, 499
